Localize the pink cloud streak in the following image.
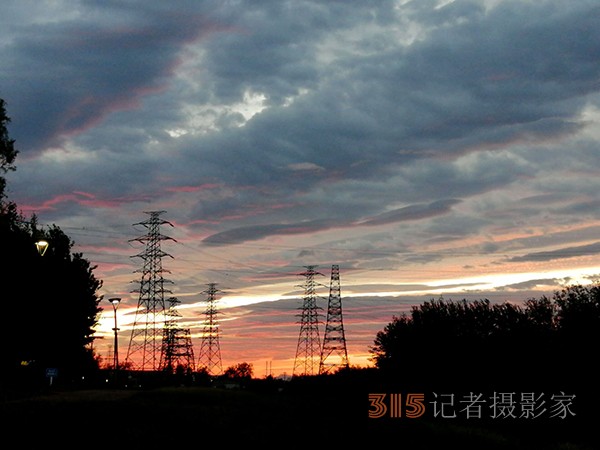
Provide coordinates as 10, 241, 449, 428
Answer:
18, 191, 149, 213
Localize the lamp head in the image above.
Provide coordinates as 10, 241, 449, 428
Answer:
35, 239, 49, 256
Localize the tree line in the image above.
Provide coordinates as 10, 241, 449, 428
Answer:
370, 283, 600, 394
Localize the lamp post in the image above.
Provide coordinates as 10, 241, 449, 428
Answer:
108, 298, 121, 372
35, 239, 49, 256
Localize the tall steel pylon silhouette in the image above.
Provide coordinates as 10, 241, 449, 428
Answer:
319, 264, 350, 374
197, 283, 223, 376
160, 296, 195, 374
125, 211, 175, 371
293, 265, 324, 377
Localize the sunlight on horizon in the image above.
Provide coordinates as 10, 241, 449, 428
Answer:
92, 262, 600, 376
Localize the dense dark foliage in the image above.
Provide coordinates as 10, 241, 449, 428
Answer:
0, 98, 18, 199
223, 362, 254, 380
370, 285, 600, 393
1, 207, 103, 390
366, 287, 600, 448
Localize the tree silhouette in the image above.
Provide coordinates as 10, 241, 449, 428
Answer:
223, 362, 254, 380
0, 98, 18, 199
1, 214, 103, 389
370, 285, 600, 392
0, 98, 102, 392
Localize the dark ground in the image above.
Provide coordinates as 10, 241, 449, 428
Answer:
1, 375, 598, 449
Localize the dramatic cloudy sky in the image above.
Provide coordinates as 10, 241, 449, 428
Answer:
2, 0, 600, 376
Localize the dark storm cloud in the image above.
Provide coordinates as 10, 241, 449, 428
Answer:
6, 0, 599, 196
358, 199, 461, 226
508, 241, 600, 263
203, 0, 400, 104
213, 0, 600, 182
2, 0, 600, 288
203, 219, 338, 245
203, 199, 462, 245
170, 0, 600, 212
1, 3, 216, 152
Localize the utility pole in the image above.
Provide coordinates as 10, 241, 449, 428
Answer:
108, 297, 121, 371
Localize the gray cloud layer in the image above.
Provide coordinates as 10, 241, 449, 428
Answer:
1, 0, 599, 299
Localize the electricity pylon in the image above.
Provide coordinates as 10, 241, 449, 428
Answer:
160, 296, 195, 374
197, 283, 223, 376
319, 264, 349, 374
293, 265, 324, 377
125, 211, 175, 371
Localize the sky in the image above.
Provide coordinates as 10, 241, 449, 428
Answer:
2, 0, 600, 377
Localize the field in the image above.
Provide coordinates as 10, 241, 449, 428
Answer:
1, 377, 597, 449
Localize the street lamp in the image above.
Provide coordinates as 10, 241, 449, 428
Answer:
108, 298, 121, 371
35, 239, 49, 256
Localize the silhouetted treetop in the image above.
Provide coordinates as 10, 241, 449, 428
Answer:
0, 98, 18, 199
370, 284, 600, 391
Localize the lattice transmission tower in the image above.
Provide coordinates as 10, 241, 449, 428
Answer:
319, 264, 350, 374
293, 265, 324, 377
197, 283, 223, 376
160, 296, 196, 374
125, 211, 175, 371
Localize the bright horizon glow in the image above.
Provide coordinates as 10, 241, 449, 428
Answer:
92, 262, 600, 376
